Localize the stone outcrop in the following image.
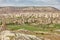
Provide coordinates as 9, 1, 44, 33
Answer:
0, 30, 41, 40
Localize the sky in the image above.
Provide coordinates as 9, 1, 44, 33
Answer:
0, 0, 60, 9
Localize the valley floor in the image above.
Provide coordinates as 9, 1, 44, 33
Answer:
0, 24, 60, 40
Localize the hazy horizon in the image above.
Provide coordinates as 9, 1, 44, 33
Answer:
0, 0, 60, 9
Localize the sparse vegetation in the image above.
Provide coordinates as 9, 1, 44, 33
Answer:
6, 24, 60, 32
0, 6, 60, 40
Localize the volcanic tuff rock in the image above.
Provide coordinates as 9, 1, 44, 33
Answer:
0, 30, 41, 40
0, 6, 60, 24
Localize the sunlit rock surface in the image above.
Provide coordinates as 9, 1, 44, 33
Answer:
0, 30, 41, 40
0, 6, 60, 24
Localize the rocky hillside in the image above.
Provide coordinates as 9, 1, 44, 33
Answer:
0, 6, 60, 14
0, 30, 41, 40
0, 30, 60, 40
0, 6, 60, 24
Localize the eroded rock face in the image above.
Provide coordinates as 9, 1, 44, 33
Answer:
0, 6, 60, 24
0, 30, 41, 40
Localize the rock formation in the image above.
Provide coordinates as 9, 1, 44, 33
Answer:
0, 6, 60, 24
0, 30, 41, 40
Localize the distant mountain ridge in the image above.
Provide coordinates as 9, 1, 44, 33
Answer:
0, 6, 60, 14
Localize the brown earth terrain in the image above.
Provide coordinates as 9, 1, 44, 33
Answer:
0, 6, 60, 40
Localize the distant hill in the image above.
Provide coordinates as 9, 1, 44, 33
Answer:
0, 6, 60, 14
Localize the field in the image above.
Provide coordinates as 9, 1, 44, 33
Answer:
6, 24, 60, 32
